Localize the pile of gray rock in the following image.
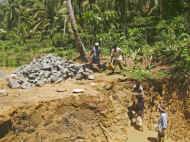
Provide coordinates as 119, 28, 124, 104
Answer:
7, 54, 94, 89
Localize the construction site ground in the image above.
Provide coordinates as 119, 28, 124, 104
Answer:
0, 67, 189, 142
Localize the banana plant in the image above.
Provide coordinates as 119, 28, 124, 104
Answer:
6, 0, 20, 29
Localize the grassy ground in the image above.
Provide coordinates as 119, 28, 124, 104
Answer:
0, 40, 77, 67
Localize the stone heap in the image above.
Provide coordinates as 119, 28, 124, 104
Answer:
7, 54, 93, 89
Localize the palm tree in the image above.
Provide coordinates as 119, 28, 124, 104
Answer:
6, 0, 19, 29
66, 0, 87, 61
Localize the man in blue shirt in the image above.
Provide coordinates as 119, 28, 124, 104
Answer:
158, 105, 168, 142
89, 42, 101, 72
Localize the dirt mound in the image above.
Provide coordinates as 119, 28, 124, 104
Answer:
0, 94, 128, 142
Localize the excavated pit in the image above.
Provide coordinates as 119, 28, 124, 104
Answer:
0, 74, 189, 142
0, 93, 129, 142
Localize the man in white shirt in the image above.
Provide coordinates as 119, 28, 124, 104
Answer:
110, 45, 124, 73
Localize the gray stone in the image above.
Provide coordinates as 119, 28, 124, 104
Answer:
7, 77, 20, 89
88, 75, 95, 80
50, 72, 62, 82
0, 89, 8, 96
68, 72, 75, 78
36, 80, 45, 87
76, 73, 83, 80
72, 88, 85, 93
63, 74, 68, 79
44, 71, 51, 78
7, 54, 94, 89
86, 68, 93, 74
42, 64, 52, 70
21, 82, 32, 89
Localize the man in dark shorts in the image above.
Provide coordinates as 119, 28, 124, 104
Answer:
129, 81, 145, 131
135, 94, 144, 130
89, 42, 101, 72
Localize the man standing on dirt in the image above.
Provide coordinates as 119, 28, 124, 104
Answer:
135, 94, 144, 131
89, 42, 101, 72
158, 104, 168, 142
129, 81, 145, 131
110, 44, 124, 73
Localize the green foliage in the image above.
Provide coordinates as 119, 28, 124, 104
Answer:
123, 67, 169, 81
0, 40, 76, 67
153, 16, 190, 66
124, 28, 147, 51
52, 33, 72, 48
0, 0, 189, 77
125, 68, 153, 81
174, 37, 190, 72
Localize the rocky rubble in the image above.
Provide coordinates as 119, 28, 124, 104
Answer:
7, 54, 93, 89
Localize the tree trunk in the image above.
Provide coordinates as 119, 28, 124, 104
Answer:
159, 0, 163, 18
148, 0, 159, 15
185, 2, 190, 33
66, 0, 87, 61
89, 0, 96, 10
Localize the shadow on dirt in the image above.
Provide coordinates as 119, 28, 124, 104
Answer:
147, 137, 157, 142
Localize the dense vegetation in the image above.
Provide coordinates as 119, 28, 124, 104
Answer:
0, 0, 189, 82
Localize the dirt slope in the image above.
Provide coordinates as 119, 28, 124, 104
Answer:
127, 126, 157, 142
0, 73, 129, 142
0, 70, 189, 142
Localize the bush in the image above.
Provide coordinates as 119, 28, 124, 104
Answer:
52, 33, 72, 48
